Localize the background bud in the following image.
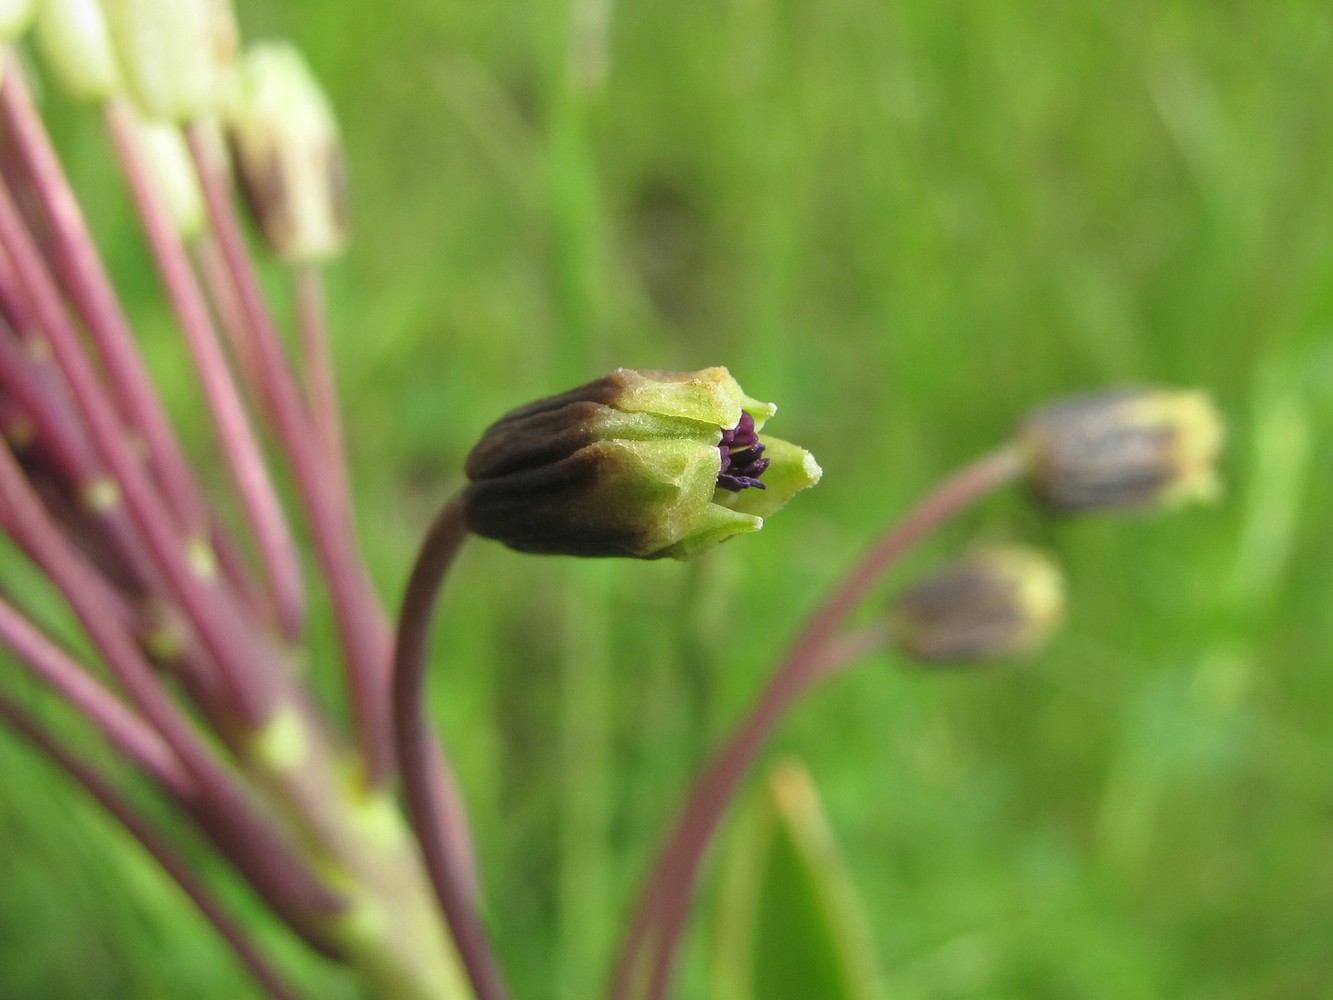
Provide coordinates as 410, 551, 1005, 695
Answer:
1020, 386, 1224, 513
35, 0, 122, 102
0, 0, 36, 41
891, 546, 1064, 664
224, 43, 347, 263
131, 114, 206, 239
100, 0, 231, 120
462, 368, 821, 560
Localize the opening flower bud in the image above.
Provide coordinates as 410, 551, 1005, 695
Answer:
35, 0, 121, 102
224, 43, 347, 263
891, 546, 1064, 664
1019, 386, 1224, 513
462, 368, 822, 560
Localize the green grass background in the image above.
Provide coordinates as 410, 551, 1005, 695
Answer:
3, 0, 1333, 997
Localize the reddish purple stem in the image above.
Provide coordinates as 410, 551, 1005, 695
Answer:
392, 496, 510, 1000
105, 99, 306, 642
0, 54, 208, 539
186, 122, 394, 785
612, 444, 1026, 1000
0, 697, 308, 1000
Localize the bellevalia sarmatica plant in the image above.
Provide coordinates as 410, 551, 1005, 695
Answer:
0, 2, 1225, 998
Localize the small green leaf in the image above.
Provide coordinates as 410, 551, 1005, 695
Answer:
713, 759, 885, 1000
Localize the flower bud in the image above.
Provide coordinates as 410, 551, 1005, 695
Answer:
34, 0, 123, 102
224, 43, 347, 263
462, 368, 822, 560
891, 546, 1064, 664
131, 113, 206, 239
100, 0, 236, 120
0, 0, 36, 41
1020, 387, 1224, 513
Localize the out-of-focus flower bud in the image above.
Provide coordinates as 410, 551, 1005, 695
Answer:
131, 113, 206, 239
891, 546, 1064, 664
462, 368, 822, 560
100, 0, 236, 120
35, 0, 121, 102
0, 0, 37, 41
206, 0, 239, 77
0, 392, 34, 448
223, 43, 347, 263
1020, 387, 1224, 513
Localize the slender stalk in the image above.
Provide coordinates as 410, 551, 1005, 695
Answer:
0, 161, 281, 727
0, 53, 208, 537
0, 431, 342, 936
195, 235, 264, 406
105, 99, 306, 641
613, 444, 1026, 1000
0, 697, 308, 1000
0, 593, 189, 793
0, 321, 236, 715
392, 496, 510, 1000
294, 266, 348, 497
186, 123, 394, 784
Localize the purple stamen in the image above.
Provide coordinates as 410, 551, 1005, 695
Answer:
716, 412, 769, 493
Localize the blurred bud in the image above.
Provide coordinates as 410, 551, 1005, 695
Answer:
462, 367, 822, 560
131, 113, 206, 239
0, 0, 36, 41
100, 0, 236, 120
224, 43, 347, 263
0, 393, 35, 448
1020, 387, 1224, 513
892, 546, 1064, 664
35, 0, 121, 101
206, 0, 239, 76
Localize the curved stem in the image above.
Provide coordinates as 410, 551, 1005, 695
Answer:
392, 496, 510, 1000
613, 444, 1026, 1000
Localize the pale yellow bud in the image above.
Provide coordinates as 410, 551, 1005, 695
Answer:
100, 0, 236, 120
224, 42, 347, 263
0, 0, 37, 41
35, 0, 122, 103
131, 114, 206, 239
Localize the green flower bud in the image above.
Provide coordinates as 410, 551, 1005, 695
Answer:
224, 42, 347, 263
0, 0, 37, 41
462, 368, 822, 560
100, 0, 237, 120
1020, 386, 1224, 513
35, 0, 121, 102
891, 546, 1065, 664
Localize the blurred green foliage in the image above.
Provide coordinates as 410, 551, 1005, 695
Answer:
3, 0, 1333, 998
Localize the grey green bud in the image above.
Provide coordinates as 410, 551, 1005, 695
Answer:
1020, 386, 1224, 513
224, 43, 347, 263
462, 368, 822, 560
891, 546, 1064, 664
35, 0, 121, 101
